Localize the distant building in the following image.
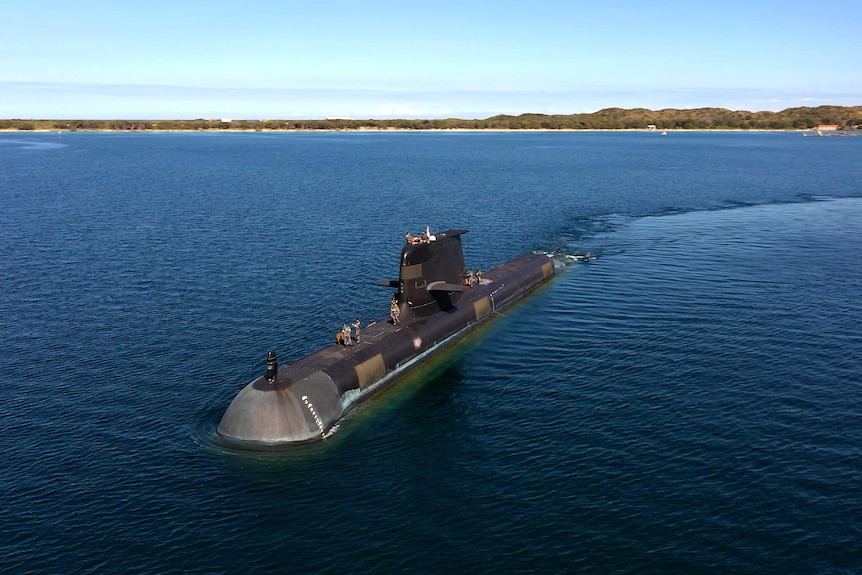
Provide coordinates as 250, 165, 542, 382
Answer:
647, 124, 657, 130
815, 124, 839, 131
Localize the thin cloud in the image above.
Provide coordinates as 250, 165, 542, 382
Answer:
1, 81, 859, 120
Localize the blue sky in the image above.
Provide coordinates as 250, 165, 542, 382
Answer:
3, 0, 860, 119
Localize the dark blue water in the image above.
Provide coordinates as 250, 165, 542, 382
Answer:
2, 131, 861, 573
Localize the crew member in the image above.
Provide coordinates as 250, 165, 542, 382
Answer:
390, 293, 400, 325
342, 323, 352, 346
353, 317, 361, 343
476, 269, 483, 284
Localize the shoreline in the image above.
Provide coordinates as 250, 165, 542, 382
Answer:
0, 127, 819, 134
3, 106, 858, 133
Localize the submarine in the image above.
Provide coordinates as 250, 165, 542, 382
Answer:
217, 228, 555, 448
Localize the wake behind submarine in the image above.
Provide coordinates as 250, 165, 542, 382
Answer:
217, 228, 555, 448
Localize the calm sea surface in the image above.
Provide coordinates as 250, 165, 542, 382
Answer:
1, 131, 861, 574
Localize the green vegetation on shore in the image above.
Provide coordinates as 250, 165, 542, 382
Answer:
2, 105, 860, 131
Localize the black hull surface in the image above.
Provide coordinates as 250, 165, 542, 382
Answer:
217, 232, 555, 448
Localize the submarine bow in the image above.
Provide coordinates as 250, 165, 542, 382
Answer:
218, 369, 344, 445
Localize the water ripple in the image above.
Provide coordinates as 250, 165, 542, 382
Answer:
3, 133, 862, 574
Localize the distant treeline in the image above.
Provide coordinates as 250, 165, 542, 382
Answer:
2, 105, 861, 131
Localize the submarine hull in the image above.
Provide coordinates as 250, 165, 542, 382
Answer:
217, 244, 555, 448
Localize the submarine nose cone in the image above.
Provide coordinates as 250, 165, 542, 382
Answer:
217, 370, 344, 447
217, 378, 315, 446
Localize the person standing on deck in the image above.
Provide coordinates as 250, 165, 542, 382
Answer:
390, 294, 400, 325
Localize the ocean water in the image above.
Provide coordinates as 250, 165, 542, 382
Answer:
1, 131, 861, 574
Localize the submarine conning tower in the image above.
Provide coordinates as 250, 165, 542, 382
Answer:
397, 229, 468, 321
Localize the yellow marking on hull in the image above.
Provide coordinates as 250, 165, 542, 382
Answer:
355, 354, 387, 389
473, 296, 491, 319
